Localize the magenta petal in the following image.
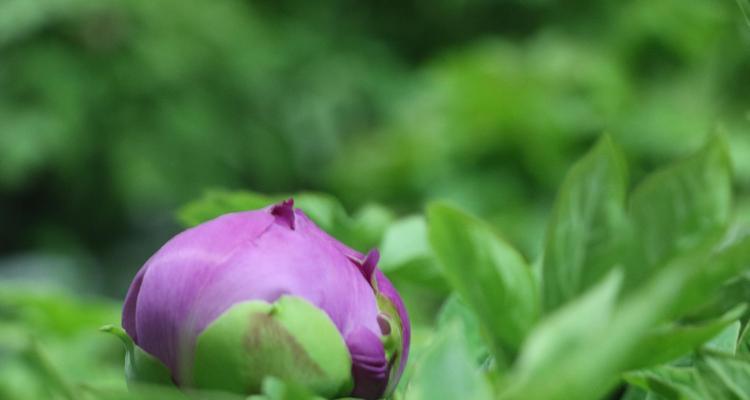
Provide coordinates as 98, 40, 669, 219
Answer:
122, 263, 149, 343
122, 200, 411, 396
361, 249, 380, 283
134, 210, 277, 381
132, 208, 382, 385
346, 327, 389, 400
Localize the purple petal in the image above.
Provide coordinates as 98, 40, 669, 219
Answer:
346, 327, 389, 400
346, 249, 380, 283
122, 263, 149, 343
132, 208, 381, 384
134, 210, 276, 381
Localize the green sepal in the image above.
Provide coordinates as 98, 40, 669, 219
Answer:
193, 296, 353, 398
374, 289, 405, 396
100, 324, 174, 388
247, 376, 327, 400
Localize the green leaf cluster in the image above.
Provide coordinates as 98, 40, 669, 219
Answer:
418, 135, 750, 400
7, 135, 750, 400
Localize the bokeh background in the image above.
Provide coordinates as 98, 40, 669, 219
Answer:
1, 0, 749, 398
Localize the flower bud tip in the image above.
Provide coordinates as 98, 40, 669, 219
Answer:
270, 198, 296, 230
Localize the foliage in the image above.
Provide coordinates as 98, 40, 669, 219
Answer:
4, 135, 750, 399
2, 0, 750, 399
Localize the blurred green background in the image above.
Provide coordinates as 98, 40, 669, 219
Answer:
0, 0, 749, 398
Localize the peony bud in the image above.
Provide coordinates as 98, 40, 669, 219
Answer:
118, 199, 410, 399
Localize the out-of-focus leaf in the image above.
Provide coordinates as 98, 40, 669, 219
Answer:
177, 190, 389, 250
542, 135, 629, 312
427, 202, 539, 362
436, 295, 489, 364
620, 386, 655, 400
704, 321, 742, 355
627, 322, 750, 400
380, 216, 431, 272
503, 231, 750, 400
628, 136, 732, 286
294, 192, 351, 234
84, 384, 244, 400
626, 305, 746, 370
348, 203, 396, 250
22, 338, 80, 400
0, 285, 120, 335
379, 216, 447, 292
624, 366, 706, 400
177, 190, 280, 227
405, 322, 494, 400
0, 287, 123, 399
674, 234, 750, 319
505, 270, 623, 400
696, 352, 750, 399
687, 274, 750, 323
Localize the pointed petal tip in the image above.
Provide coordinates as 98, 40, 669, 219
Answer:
347, 249, 381, 283
270, 198, 296, 229
361, 249, 380, 282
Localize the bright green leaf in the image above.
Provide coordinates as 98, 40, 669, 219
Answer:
624, 366, 706, 400
696, 353, 750, 400
705, 321, 742, 355
506, 270, 623, 400
406, 322, 494, 400
436, 295, 489, 365
628, 136, 733, 286
541, 135, 629, 312
427, 202, 539, 361
380, 216, 447, 291
626, 305, 746, 370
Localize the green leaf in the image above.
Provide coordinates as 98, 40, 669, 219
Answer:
22, 338, 82, 400
177, 190, 279, 227
349, 203, 396, 250
436, 295, 489, 364
696, 352, 750, 399
705, 321, 742, 355
673, 234, 750, 319
380, 216, 431, 272
620, 386, 655, 400
296, 193, 392, 249
628, 136, 733, 285
624, 366, 706, 400
406, 322, 494, 400
427, 202, 539, 362
294, 192, 351, 235
100, 325, 174, 388
688, 274, 750, 323
177, 190, 389, 250
379, 216, 447, 292
541, 135, 629, 312
506, 270, 623, 400
626, 305, 746, 370
176, 190, 350, 235
502, 251, 718, 400
82, 383, 198, 400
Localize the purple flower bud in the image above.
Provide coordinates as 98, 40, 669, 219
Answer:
121, 199, 410, 399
